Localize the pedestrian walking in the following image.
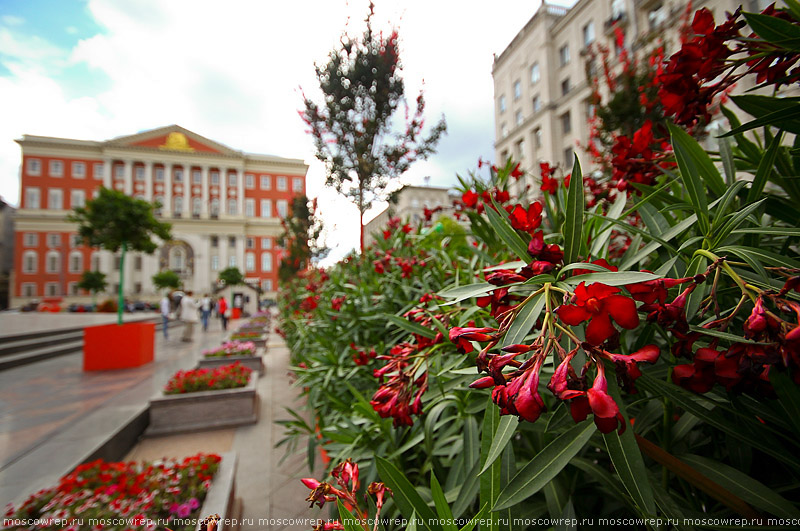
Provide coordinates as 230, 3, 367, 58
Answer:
200, 293, 212, 331
181, 291, 199, 342
217, 296, 229, 331
160, 294, 171, 339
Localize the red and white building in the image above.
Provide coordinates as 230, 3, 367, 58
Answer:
12, 125, 307, 306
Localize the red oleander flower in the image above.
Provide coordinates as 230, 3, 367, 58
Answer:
509, 202, 543, 234
527, 231, 563, 264
556, 282, 640, 345
331, 297, 345, 311
462, 190, 479, 208
541, 174, 558, 194
367, 482, 392, 509
382, 230, 391, 240
510, 162, 524, 180
449, 327, 497, 354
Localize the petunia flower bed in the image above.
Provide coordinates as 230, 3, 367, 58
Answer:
163, 363, 251, 395
229, 330, 263, 340
202, 341, 257, 358
279, 4, 800, 528
3, 453, 221, 531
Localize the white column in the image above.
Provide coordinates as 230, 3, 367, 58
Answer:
163, 163, 172, 215
183, 165, 191, 218
123, 160, 133, 195
220, 167, 228, 218
103, 158, 112, 188
144, 162, 153, 201
201, 166, 210, 218
236, 168, 244, 218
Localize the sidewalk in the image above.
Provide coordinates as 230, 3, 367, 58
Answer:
0, 316, 319, 530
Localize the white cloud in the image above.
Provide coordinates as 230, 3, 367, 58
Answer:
1, 15, 24, 26
0, 0, 564, 257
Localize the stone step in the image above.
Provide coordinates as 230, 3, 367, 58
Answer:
0, 340, 84, 371
0, 330, 85, 357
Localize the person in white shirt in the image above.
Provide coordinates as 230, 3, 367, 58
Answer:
180, 291, 199, 342
200, 294, 212, 332
160, 295, 171, 339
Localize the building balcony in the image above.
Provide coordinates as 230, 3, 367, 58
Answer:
604, 12, 628, 34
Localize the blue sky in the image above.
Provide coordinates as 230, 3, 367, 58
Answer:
0, 0, 572, 261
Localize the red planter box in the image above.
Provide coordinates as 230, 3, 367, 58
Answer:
83, 322, 155, 371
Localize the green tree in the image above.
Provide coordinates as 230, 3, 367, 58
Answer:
218, 266, 245, 287
151, 270, 181, 292
76, 270, 107, 306
301, 2, 446, 252
277, 194, 328, 282
68, 187, 172, 325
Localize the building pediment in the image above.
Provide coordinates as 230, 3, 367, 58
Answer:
104, 125, 241, 157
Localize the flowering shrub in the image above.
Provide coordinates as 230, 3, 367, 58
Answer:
280, 4, 800, 529
229, 330, 263, 341
202, 341, 257, 358
3, 454, 221, 531
163, 363, 251, 394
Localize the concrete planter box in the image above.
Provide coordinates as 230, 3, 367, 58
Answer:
198, 351, 264, 374
146, 374, 259, 436
197, 451, 238, 531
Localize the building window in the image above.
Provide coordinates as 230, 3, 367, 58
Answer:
71, 234, 81, 247
155, 167, 164, 182
72, 162, 86, 178
114, 164, 124, 179
131, 255, 141, 271
561, 111, 572, 134
530, 63, 540, 84
612, 0, 625, 19
227, 173, 237, 187
227, 198, 237, 215
70, 190, 85, 209
69, 282, 79, 295
583, 21, 595, 46
91, 253, 100, 271
534, 127, 542, 148
193, 170, 201, 184
228, 236, 236, 248
135, 166, 145, 181
47, 233, 61, 247
246, 252, 255, 272
262, 279, 273, 292
69, 251, 83, 273
173, 196, 183, 216
114, 256, 121, 270
210, 198, 220, 217
648, 4, 667, 30
277, 199, 288, 218
260, 199, 272, 218
261, 252, 272, 272
565, 148, 574, 167
277, 176, 287, 191
532, 95, 541, 113
49, 160, 63, 177
515, 110, 523, 126
559, 44, 570, 67
153, 195, 164, 216
561, 78, 571, 96
245, 174, 255, 189
23, 233, 38, 247
192, 197, 202, 217
211, 171, 220, 185
211, 255, 219, 271
228, 256, 237, 267
22, 283, 37, 297
169, 248, 185, 273
27, 158, 41, 175
499, 95, 506, 113
48, 189, 63, 210
25, 187, 40, 209
45, 282, 59, 296
174, 168, 183, 182
501, 123, 508, 138
515, 139, 526, 160
93, 162, 104, 179
586, 100, 596, 119
260, 175, 271, 190
245, 198, 255, 217
46, 251, 60, 273
513, 80, 521, 100
293, 177, 303, 192
22, 251, 37, 273
246, 237, 254, 249
262, 237, 272, 249
134, 282, 141, 294
586, 59, 598, 79
211, 235, 218, 248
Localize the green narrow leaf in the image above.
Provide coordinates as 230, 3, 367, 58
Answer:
484, 201, 531, 261
718, 133, 736, 185
493, 421, 596, 511
480, 415, 519, 475
376, 457, 442, 531
385, 314, 437, 339
710, 180, 748, 231
337, 499, 363, 531
743, 12, 800, 49
590, 192, 627, 257
502, 294, 544, 347
479, 400, 501, 531
570, 457, 631, 505
682, 455, 800, 519
770, 370, 800, 438
564, 271, 660, 286
747, 131, 784, 205
431, 474, 458, 531
718, 245, 800, 269
458, 503, 489, 531
453, 459, 481, 518
684, 254, 708, 320
670, 124, 710, 234
562, 155, 584, 264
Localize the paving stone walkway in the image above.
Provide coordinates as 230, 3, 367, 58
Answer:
0, 315, 319, 530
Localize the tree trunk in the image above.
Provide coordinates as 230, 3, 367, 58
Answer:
117, 242, 126, 325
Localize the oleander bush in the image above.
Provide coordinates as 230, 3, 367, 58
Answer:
282, 4, 800, 530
